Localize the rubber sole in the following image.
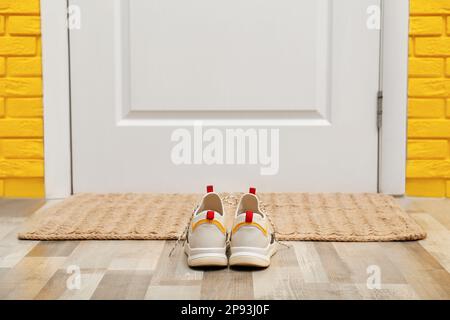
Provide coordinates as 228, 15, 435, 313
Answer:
229, 244, 276, 268
229, 254, 270, 267
188, 255, 228, 267
185, 244, 227, 267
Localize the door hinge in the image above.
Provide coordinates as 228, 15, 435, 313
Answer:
377, 90, 383, 130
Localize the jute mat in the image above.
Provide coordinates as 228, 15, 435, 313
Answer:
18, 193, 426, 241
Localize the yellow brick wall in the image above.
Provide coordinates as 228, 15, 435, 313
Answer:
0, 0, 44, 198
0, 0, 448, 198
407, 0, 450, 198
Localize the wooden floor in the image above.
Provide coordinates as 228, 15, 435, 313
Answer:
0, 197, 449, 300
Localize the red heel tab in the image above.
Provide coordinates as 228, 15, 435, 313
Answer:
249, 187, 256, 195
206, 185, 214, 193
206, 210, 215, 220
245, 210, 253, 223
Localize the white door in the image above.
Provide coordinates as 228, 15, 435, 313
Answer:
69, 0, 381, 193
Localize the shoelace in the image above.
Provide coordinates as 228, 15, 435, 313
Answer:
168, 204, 196, 257
168, 193, 291, 257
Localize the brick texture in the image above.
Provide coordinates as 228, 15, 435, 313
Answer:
407, 0, 450, 198
0, 0, 43, 198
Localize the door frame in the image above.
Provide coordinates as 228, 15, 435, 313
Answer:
41, 0, 409, 199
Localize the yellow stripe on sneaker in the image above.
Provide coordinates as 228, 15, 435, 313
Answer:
232, 222, 268, 236
192, 219, 227, 235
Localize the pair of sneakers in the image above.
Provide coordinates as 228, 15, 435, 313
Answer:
185, 185, 276, 268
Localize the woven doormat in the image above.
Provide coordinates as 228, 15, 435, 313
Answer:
18, 193, 426, 241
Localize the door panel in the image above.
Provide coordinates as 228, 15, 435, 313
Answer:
70, 0, 380, 193
128, 0, 329, 113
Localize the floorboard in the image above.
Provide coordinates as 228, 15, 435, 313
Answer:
0, 196, 448, 300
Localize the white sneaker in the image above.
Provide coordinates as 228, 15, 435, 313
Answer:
185, 185, 228, 267
229, 187, 276, 267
